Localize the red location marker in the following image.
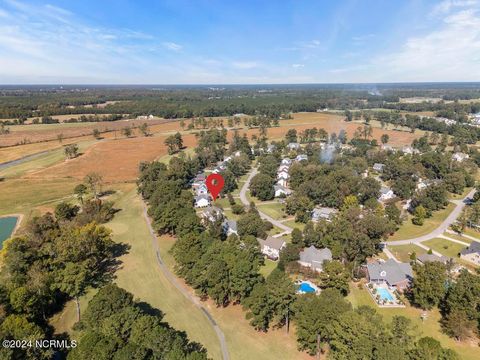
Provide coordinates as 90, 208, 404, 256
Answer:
206, 173, 225, 200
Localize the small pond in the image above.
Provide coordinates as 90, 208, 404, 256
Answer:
0, 216, 18, 249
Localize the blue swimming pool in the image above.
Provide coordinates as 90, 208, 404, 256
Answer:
377, 287, 394, 302
298, 282, 316, 293
0, 216, 18, 249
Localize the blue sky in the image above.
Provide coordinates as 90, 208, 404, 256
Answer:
0, 0, 479, 84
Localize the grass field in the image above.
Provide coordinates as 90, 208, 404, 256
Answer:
388, 203, 456, 241
463, 228, 480, 241
347, 283, 480, 360
260, 259, 278, 278
443, 232, 474, 244
423, 238, 465, 258
257, 202, 286, 220
388, 244, 427, 262
282, 219, 305, 231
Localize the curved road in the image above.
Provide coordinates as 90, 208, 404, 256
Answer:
387, 188, 476, 246
141, 202, 230, 360
239, 168, 293, 235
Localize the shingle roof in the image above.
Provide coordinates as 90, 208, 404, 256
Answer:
258, 236, 287, 251
460, 241, 480, 256
417, 253, 450, 264
367, 259, 413, 286
299, 246, 332, 270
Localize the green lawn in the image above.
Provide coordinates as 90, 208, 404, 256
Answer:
463, 228, 480, 241
423, 238, 465, 258
257, 202, 286, 220
267, 225, 286, 237
449, 187, 472, 200
260, 259, 278, 278
388, 244, 427, 263
347, 283, 480, 360
388, 203, 455, 241
282, 219, 305, 231
443, 232, 473, 244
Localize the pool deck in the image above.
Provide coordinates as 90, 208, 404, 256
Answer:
364, 283, 405, 308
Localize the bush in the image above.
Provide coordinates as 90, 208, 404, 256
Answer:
231, 204, 245, 215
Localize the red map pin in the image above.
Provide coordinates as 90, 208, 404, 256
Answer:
206, 173, 224, 200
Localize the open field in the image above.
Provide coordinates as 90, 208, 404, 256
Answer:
423, 238, 465, 258
388, 203, 456, 241
0, 118, 173, 147
444, 232, 474, 244
388, 244, 427, 262
347, 283, 480, 360
256, 202, 286, 220
260, 259, 278, 278
26, 133, 197, 182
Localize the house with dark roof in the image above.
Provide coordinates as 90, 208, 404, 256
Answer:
366, 259, 413, 291
460, 241, 480, 266
223, 220, 238, 236
298, 246, 332, 272
373, 163, 385, 172
258, 236, 287, 260
311, 207, 337, 222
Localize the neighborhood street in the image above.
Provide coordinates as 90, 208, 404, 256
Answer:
239, 167, 293, 235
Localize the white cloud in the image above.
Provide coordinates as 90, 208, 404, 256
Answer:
431, 0, 478, 16
162, 41, 183, 51
292, 64, 304, 68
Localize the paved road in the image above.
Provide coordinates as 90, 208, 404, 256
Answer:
387, 188, 476, 246
239, 168, 293, 235
141, 202, 230, 360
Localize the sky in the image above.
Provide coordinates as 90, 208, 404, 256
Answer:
0, 0, 479, 84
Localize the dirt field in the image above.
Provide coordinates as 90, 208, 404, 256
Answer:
26, 133, 197, 182
0, 118, 175, 147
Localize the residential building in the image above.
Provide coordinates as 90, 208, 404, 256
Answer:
452, 152, 470, 162
287, 142, 301, 151
201, 206, 223, 222
192, 173, 206, 187
295, 154, 308, 162
311, 207, 337, 222
402, 145, 419, 155
373, 163, 385, 172
196, 183, 208, 195
274, 184, 292, 197
277, 178, 288, 188
277, 170, 290, 180
277, 165, 290, 173
223, 220, 238, 236
416, 253, 450, 266
258, 236, 287, 260
379, 186, 395, 201
298, 246, 332, 272
281, 158, 293, 166
195, 194, 211, 208
366, 259, 413, 291
460, 241, 480, 266
267, 144, 276, 153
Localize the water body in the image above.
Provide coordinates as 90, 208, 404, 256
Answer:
0, 216, 18, 249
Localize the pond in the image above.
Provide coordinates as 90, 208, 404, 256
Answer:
0, 216, 18, 249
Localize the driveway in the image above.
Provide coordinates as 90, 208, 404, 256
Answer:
239, 168, 293, 234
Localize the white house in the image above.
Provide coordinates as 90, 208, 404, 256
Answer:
223, 220, 238, 236
195, 194, 211, 208
277, 170, 290, 180
281, 158, 293, 166
196, 183, 208, 195
373, 163, 385, 172
298, 246, 332, 272
452, 152, 469, 162
274, 184, 292, 197
402, 146, 419, 155
295, 154, 308, 162
311, 207, 337, 222
277, 178, 288, 188
267, 144, 276, 153
287, 142, 301, 151
201, 206, 223, 222
460, 241, 480, 266
379, 186, 395, 201
277, 165, 290, 173
258, 236, 287, 260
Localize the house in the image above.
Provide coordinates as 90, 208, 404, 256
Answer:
281, 158, 293, 166
298, 246, 332, 272
416, 253, 450, 266
311, 207, 337, 222
366, 259, 413, 291
381, 144, 394, 151
267, 144, 276, 153
274, 184, 292, 197
402, 145, 419, 155
277, 178, 288, 188
287, 142, 301, 151
234, 150, 241, 157
224, 156, 232, 162
373, 163, 385, 172
277, 165, 290, 173
258, 236, 287, 260
201, 206, 223, 222
195, 194, 210, 208
295, 154, 308, 162
379, 186, 395, 201
277, 170, 290, 180
196, 183, 208, 195
460, 241, 480, 265
402, 199, 412, 211
452, 152, 469, 162
192, 173, 206, 187
223, 220, 238, 236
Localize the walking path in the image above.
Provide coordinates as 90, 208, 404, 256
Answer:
446, 229, 480, 243
239, 168, 293, 234
142, 202, 230, 360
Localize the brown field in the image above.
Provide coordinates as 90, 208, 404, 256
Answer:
26, 133, 197, 182
0, 118, 175, 147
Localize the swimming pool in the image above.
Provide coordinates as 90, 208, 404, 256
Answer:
0, 216, 18, 249
377, 287, 394, 302
298, 282, 316, 293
